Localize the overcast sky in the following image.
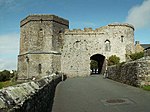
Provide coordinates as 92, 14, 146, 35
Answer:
0, 0, 150, 70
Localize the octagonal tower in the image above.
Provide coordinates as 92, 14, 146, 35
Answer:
18, 15, 69, 81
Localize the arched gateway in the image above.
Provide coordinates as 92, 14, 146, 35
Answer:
18, 15, 135, 80
90, 54, 105, 74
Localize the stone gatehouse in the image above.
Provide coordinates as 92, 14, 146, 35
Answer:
17, 14, 135, 80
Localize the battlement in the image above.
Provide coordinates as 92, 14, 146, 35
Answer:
108, 23, 135, 30
64, 23, 134, 35
64, 26, 107, 35
20, 14, 69, 27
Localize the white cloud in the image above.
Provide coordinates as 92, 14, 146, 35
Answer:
0, 0, 16, 5
0, 58, 17, 70
126, 0, 150, 29
0, 0, 17, 11
0, 33, 19, 54
0, 33, 19, 70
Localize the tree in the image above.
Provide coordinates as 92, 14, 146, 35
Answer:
0, 70, 11, 81
108, 55, 120, 66
0, 70, 16, 82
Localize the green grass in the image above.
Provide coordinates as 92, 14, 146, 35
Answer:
142, 86, 150, 91
0, 81, 17, 89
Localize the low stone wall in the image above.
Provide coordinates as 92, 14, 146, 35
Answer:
107, 57, 150, 86
0, 73, 62, 112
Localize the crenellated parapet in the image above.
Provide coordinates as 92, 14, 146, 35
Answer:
64, 26, 108, 35
64, 23, 134, 35
20, 14, 69, 27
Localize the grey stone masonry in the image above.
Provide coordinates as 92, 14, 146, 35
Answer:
20, 14, 69, 27
18, 14, 135, 79
18, 15, 69, 81
107, 56, 150, 86
62, 23, 134, 77
0, 73, 62, 112
144, 47, 150, 57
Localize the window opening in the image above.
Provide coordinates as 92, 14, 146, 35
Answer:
105, 40, 111, 52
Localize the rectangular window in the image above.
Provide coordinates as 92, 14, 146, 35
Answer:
121, 36, 124, 42
38, 64, 42, 74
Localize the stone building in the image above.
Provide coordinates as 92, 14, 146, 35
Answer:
18, 14, 135, 80
135, 41, 144, 53
18, 15, 69, 80
134, 41, 150, 57
144, 47, 150, 57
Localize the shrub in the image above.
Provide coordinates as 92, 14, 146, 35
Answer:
129, 52, 144, 61
90, 60, 98, 69
0, 70, 15, 82
142, 85, 150, 91
108, 55, 120, 66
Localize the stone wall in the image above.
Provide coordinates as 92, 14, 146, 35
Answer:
18, 15, 69, 80
107, 57, 150, 86
18, 53, 61, 81
62, 23, 135, 77
18, 14, 135, 78
145, 48, 150, 57
0, 74, 62, 112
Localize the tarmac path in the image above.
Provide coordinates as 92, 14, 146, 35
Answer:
52, 76, 150, 112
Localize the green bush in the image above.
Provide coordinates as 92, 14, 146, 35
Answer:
142, 85, 150, 91
0, 70, 15, 82
108, 55, 120, 66
90, 60, 98, 69
129, 52, 144, 61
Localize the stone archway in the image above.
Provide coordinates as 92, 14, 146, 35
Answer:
90, 54, 105, 75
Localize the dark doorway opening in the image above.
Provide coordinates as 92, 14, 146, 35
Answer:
90, 54, 105, 75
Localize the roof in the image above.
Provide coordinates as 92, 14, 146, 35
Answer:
144, 47, 150, 50
141, 44, 150, 50
20, 14, 69, 27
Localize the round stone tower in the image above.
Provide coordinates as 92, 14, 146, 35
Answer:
18, 15, 69, 81
107, 23, 135, 61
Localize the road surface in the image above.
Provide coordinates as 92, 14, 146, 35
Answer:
52, 76, 150, 112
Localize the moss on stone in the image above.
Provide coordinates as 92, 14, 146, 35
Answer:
142, 85, 150, 91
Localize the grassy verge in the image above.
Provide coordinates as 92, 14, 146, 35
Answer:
0, 81, 17, 89
142, 85, 150, 91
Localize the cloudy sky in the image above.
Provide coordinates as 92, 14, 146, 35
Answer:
0, 0, 150, 70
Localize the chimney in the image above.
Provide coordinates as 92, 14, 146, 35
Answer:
135, 41, 140, 45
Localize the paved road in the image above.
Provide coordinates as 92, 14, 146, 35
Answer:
52, 76, 150, 112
